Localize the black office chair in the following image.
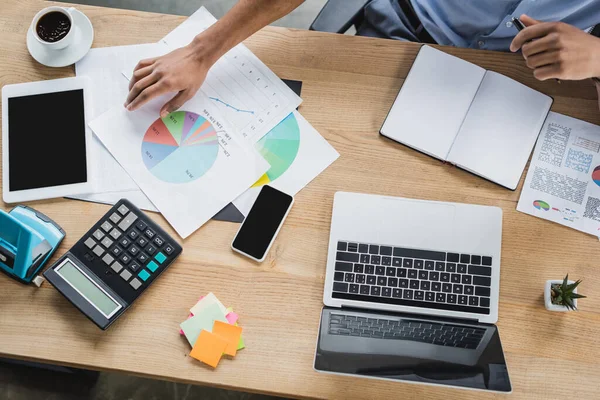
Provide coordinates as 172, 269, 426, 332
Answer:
309, 0, 369, 34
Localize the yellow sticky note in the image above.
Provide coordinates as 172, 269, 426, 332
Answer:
212, 320, 243, 357
190, 330, 228, 368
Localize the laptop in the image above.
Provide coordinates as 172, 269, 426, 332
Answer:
314, 192, 512, 393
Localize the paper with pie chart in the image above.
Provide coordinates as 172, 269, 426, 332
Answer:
89, 93, 269, 239
517, 112, 600, 236
233, 111, 339, 217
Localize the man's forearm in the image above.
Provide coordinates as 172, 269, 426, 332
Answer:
190, 0, 305, 66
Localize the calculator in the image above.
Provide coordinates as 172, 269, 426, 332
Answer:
44, 199, 182, 330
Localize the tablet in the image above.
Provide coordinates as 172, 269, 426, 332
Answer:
2, 77, 94, 203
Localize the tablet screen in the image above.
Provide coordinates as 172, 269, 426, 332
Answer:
8, 89, 87, 191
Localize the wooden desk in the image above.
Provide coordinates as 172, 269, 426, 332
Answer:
2, 1, 600, 398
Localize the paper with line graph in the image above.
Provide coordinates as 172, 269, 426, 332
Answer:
159, 7, 302, 143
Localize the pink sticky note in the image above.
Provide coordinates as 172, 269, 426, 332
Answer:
226, 311, 239, 325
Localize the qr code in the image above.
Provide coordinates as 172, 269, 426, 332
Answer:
565, 148, 593, 173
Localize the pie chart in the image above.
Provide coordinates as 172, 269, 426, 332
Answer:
592, 166, 600, 187
533, 200, 550, 211
252, 113, 300, 187
141, 111, 219, 184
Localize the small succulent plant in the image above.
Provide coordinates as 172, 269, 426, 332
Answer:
551, 274, 586, 310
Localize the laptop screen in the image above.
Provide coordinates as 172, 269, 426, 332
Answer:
314, 307, 511, 393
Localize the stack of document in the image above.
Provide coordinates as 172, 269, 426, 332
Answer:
179, 293, 244, 368
77, 7, 339, 238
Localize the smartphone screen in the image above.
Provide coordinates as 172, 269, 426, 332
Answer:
232, 186, 294, 261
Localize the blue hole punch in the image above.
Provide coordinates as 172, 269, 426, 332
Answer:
0, 206, 65, 284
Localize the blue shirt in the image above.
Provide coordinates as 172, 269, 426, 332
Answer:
411, 0, 600, 51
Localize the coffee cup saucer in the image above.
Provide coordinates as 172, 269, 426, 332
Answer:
27, 9, 94, 68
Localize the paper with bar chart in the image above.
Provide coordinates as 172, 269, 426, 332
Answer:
159, 7, 302, 143
89, 92, 269, 238
232, 111, 339, 216
517, 112, 600, 237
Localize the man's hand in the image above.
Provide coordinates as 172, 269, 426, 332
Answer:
510, 14, 600, 81
124, 43, 211, 118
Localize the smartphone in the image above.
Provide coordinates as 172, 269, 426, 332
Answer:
231, 185, 294, 262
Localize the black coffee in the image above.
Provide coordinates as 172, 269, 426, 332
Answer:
36, 11, 71, 43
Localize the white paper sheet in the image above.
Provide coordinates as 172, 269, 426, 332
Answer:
517, 112, 600, 236
156, 7, 302, 143
89, 86, 269, 238
73, 43, 169, 210
232, 111, 339, 216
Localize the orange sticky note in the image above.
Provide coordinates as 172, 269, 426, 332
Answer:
189, 330, 228, 368
212, 320, 243, 357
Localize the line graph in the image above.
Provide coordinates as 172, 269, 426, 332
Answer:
209, 97, 255, 115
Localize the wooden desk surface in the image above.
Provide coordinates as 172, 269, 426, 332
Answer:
2, 1, 600, 398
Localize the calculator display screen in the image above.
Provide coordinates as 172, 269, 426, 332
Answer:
56, 260, 120, 318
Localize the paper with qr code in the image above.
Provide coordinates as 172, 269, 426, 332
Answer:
517, 111, 600, 236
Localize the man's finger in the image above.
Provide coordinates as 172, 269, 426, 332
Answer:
526, 50, 560, 69
510, 22, 558, 52
127, 82, 173, 111
133, 57, 158, 72
522, 34, 559, 58
520, 14, 541, 27
129, 66, 154, 90
160, 90, 192, 118
533, 64, 562, 81
125, 73, 159, 107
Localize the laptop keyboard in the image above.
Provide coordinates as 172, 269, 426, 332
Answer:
328, 313, 486, 349
332, 241, 492, 315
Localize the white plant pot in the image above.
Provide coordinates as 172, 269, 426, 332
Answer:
545, 280, 578, 312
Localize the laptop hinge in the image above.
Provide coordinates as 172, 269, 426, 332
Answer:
337, 304, 483, 325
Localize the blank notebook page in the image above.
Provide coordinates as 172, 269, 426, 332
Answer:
380, 46, 486, 160
447, 71, 552, 190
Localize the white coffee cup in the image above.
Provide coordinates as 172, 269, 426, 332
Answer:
30, 6, 76, 51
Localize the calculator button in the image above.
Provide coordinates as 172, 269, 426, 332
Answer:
147, 261, 159, 273
119, 238, 131, 248
144, 228, 155, 239
137, 237, 149, 247
163, 244, 174, 255
111, 246, 123, 256
111, 262, 123, 273
163, 244, 175, 256
155, 252, 167, 264
101, 221, 113, 232
135, 221, 147, 231
138, 270, 151, 282
109, 229, 122, 240
129, 278, 142, 290
128, 246, 140, 256
153, 236, 165, 247
109, 213, 122, 224
145, 245, 156, 255
93, 245, 105, 257
118, 212, 138, 231
137, 252, 149, 263
120, 254, 132, 265
84, 238, 96, 249
117, 204, 130, 215
92, 229, 105, 241
101, 237, 114, 249
128, 230, 139, 240
102, 254, 115, 265
120, 269, 132, 281
129, 261, 141, 272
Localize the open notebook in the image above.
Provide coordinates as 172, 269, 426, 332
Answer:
380, 45, 553, 190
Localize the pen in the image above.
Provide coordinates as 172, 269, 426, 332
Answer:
512, 17, 561, 83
